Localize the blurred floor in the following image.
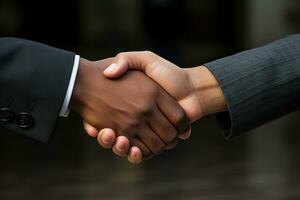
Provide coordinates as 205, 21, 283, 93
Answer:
1, 112, 300, 200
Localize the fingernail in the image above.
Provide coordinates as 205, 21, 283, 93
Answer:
180, 129, 192, 140
101, 131, 113, 144
104, 63, 117, 73
117, 140, 126, 151
131, 149, 138, 158
131, 151, 141, 163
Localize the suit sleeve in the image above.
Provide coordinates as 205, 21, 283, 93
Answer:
204, 34, 300, 140
0, 38, 75, 143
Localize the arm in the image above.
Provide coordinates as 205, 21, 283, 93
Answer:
0, 38, 75, 143
0, 38, 191, 161
204, 33, 300, 139
96, 34, 300, 162
0, 38, 190, 157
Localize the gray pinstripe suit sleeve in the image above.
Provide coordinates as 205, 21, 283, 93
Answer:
204, 34, 300, 140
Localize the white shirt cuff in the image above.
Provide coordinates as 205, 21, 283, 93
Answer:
59, 55, 80, 117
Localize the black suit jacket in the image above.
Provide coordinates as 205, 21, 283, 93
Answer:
205, 34, 300, 139
0, 38, 75, 143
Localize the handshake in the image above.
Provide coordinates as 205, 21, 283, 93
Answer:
71, 51, 227, 164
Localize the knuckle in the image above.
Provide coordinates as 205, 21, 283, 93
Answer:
174, 108, 185, 123
137, 102, 155, 118
164, 130, 178, 144
141, 110, 151, 118
141, 106, 153, 117
115, 52, 126, 60
150, 139, 165, 155
147, 84, 160, 98
121, 120, 140, 133
142, 51, 156, 59
142, 50, 153, 56
174, 108, 190, 132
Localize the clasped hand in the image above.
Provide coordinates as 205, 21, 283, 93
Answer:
71, 52, 226, 164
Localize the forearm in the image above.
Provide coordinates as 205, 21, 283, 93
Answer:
0, 38, 75, 143
204, 34, 300, 139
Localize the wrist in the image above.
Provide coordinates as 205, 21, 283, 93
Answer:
187, 66, 227, 116
70, 58, 90, 114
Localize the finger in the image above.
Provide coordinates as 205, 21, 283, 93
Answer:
128, 146, 143, 164
104, 62, 129, 78
83, 121, 99, 138
166, 139, 178, 150
139, 127, 166, 155
112, 136, 130, 156
97, 128, 116, 149
130, 138, 152, 158
157, 91, 191, 136
148, 105, 178, 146
103, 51, 156, 78
179, 128, 192, 140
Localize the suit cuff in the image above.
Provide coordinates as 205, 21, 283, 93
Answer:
59, 55, 80, 117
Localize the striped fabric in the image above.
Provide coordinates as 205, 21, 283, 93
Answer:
205, 34, 300, 140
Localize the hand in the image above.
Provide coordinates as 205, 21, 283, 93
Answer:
71, 58, 190, 158
85, 51, 227, 164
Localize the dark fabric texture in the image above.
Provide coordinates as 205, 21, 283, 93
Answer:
205, 34, 300, 140
0, 38, 75, 143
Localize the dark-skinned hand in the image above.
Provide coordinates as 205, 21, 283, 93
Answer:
71, 58, 190, 158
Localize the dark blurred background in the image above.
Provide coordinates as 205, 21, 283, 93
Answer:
0, 0, 300, 199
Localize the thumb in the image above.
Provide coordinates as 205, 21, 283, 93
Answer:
103, 62, 129, 79
103, 51, 154, 79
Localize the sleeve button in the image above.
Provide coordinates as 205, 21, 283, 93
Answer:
0, 107, 15, 122
16, 112, 34, 129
